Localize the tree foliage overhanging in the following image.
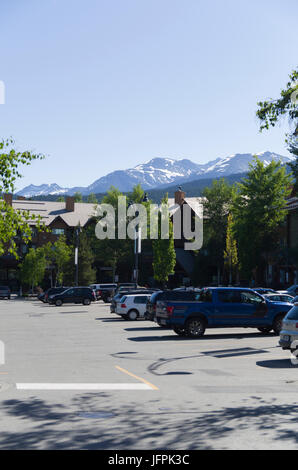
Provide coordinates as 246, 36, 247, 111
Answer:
0, 138, 47, 257
257, 67, 298, 191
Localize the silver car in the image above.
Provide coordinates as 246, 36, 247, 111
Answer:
279, 303, 298, 351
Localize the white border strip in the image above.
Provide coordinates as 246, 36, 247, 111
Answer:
16, 383, 152, 390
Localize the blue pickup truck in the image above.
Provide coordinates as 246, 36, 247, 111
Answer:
155, 287, 293, 338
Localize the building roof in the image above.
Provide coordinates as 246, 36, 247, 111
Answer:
11, 199, 98, 227
287, 197, 298, 211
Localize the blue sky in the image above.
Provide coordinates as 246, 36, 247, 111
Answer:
0, 0, 297, 190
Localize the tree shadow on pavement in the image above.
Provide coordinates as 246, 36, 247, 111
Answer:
1, 395, 298, 449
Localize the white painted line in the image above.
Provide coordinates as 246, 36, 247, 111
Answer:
16, 383, 152, 391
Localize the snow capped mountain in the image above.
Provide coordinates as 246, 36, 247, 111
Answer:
17, 183, 70, 198
17, 151, 295, 198
85, 157, 203, 194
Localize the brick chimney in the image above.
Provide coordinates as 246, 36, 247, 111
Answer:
3, 193, 13, 206
174, 187, 186, 206
65, 196, 75, 212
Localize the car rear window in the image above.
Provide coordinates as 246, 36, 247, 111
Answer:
134, 296, 149, 304
285, 306, 298, 320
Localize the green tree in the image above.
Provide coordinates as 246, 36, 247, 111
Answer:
96, 184, 149, 282
64, 229, 96, 285
152, 195, 176, 286
202, 178, 235, 284
224, 213, 239, 284
0, 138, 46, 257
19, 247, 47, 291
257, 68, 298, 191
232, 157, 292, 282
128, 184, 145, 204
87, 193, 98, 204
51, 236, 72, 285
57, 196, 65, 202
41, 237, 71, 286
73, 191, 83, 202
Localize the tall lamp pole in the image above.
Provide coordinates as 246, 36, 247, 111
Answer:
75, 226, 81, 286
130, 193, 148, 287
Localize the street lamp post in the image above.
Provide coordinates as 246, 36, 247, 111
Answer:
75, 226, 81, 286
130, 193, 148, 286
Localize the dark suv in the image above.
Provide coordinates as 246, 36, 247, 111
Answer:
0, 286, 11, 299
44, 287, 70, 303
49, 287, 96, 306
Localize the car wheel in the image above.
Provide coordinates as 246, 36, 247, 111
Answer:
185, 317, 206, 338
83, 298, 91, 306
55, 299, 63, 306
127, 309, 138, 321
273, 315, 284, 335
173, 327, 186, 336
257, 327, 272, 334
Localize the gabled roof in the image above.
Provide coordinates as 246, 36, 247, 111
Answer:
11, 200, 98, 227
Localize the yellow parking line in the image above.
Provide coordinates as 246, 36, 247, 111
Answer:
115, 365, 159, 390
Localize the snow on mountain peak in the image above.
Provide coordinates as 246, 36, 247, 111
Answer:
17, 151, 294, 197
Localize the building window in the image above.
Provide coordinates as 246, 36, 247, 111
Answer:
52, 228, 65, 235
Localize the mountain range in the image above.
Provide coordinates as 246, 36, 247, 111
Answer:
17, 151, 295, 198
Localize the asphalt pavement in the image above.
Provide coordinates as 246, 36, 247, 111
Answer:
0, 298, 298, 449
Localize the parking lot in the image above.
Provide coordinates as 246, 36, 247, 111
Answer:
0, 298, 298, 449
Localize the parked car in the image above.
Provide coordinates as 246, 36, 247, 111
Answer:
110, 289, 157, 313
114, 284, 143, 295
89, 283, 117, 302
155, 287, 293, 338
38, 292, 46, 302
277, 285, 298, 296
44, 287, 70, 303
279, 303, 298, 351
48, 287, 96, 306
173, 286, 200, 291
115, 293, 152, 320
145, 290, 201, 322
117, 283, 138, 290
254, 288, 276, 295
0, 286, 11, 299
263, 293, 295, 303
